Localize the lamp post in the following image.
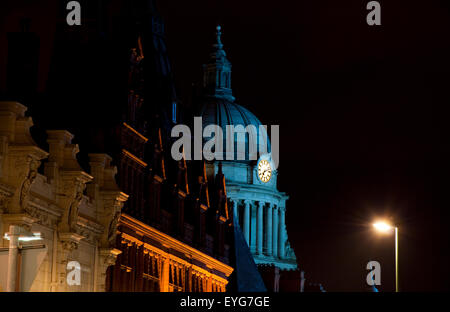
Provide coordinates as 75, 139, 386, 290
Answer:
373, 221, 398, 292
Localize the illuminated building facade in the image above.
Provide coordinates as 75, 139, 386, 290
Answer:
197, 27, 302, 290
0, 101, 127, 291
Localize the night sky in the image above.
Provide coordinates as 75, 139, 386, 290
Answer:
2, 0, 450, 291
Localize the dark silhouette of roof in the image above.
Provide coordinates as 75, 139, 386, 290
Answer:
227, 215, 267, 292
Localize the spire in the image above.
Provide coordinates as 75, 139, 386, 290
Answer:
203, 25, 235, 102
215, 25, 224, 50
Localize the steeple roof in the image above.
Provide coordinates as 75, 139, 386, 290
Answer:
203, 26, 235, 102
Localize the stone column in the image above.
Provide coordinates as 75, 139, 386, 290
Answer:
6, 225, 20, 292
231, 199, 238, 225
243, 200, 250, 246
272, 205, 279, 258
265, 203, 273, 256
257, 201, 263, 255
250, 204, 257, 252
279, 207, 286, 259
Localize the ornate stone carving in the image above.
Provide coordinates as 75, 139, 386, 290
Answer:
107, 210, 121, 243
67, 181, 85, 231
0, 186, 13, 214
99, 192, 127, 247
58, 172, 92, 233
59, 232, 85, 252
100, 248, 122, 266
19, 156, 40, 209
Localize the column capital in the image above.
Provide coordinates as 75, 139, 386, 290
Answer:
243, 199, 252, 206
256, 201, 265, 208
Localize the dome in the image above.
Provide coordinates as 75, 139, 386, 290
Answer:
201, 98, 262, 131
200, 97, 270, 162
199, 26, 270, 162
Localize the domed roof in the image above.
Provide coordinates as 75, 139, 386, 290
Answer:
199, 26, 270, 162
200, 98, 263, 131
200, 97, 270, 162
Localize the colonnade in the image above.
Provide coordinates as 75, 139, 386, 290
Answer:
231, 199, 286, 259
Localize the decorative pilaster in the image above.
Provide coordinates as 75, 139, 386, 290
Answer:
95, 248, 122, 292
188, 266, 193, 292
58, 232, 84, 291
159, 256, 170, 292
257, 201, 263, 255
207, 275, 213, 292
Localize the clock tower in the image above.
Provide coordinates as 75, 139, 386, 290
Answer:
199, 26, 297, 271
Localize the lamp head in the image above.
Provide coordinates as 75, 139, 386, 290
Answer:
373, 221, 393, 233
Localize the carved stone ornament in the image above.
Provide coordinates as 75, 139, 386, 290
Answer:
0, 186, 13, 214
59, 232, 85, 252
67, 181, 86, 231
19, 156, 40, 209
100, 248, 122, 267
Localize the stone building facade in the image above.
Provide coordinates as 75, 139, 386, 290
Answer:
0, 101, 127, 291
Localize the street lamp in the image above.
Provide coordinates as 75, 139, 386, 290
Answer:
373, 221, 398, 292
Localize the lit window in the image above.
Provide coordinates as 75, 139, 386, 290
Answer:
172, 101, 177, 123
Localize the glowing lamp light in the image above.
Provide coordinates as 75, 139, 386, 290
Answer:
3, 232, 42, 241
373, 221, 393, 233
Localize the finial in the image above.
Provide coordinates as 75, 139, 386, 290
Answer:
215, 25, 223, 49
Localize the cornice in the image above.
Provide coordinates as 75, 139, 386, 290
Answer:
122, 122, 149, 142
119, 214, 233, 277
121, 149, 147, 168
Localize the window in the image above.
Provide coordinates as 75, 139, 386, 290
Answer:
172, 101, 177, 123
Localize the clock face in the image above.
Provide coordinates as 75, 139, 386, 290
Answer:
258, 159, 272, 183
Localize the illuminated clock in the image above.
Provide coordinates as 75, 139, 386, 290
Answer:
257, 159, 272, 183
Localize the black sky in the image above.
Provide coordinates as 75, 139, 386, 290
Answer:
1, 0, 450, 291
